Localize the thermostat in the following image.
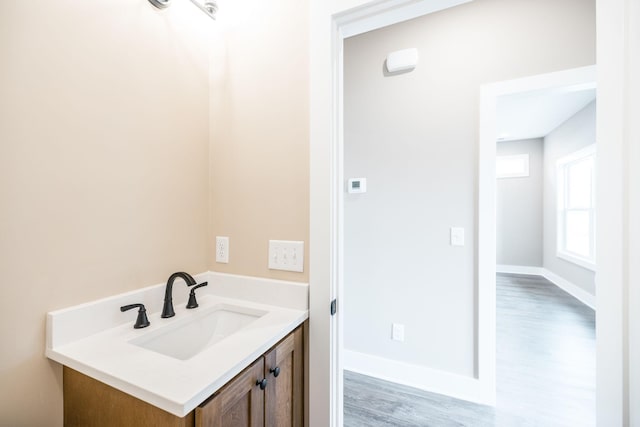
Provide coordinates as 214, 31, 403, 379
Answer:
348, 178, 367, 194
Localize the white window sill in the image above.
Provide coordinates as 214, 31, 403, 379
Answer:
497, 172, 529, 179
557, 251, 596, 271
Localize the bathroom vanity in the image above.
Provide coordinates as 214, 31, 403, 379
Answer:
46, 272, 308, 427
64, 325, 303, 426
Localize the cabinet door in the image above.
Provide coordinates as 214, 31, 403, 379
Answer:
264, 326, 303, 427
196, 358, 265, 427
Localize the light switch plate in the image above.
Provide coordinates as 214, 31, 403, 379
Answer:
268, 240, 304, 272
450, 227, 465, 246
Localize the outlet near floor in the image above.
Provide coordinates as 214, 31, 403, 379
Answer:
268, 240, 304, 272
392, 323, 405, 342
216, 236, 229, 263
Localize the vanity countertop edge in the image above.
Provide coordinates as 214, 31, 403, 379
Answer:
45, 271, 309, 417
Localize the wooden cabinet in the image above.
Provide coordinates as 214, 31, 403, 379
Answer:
264, 328, 303, 427
63, 324, 304, 427
64, 367, 195, 427
195, 358, 265, 427
196, 326, 303, 427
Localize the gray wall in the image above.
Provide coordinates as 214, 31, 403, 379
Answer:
543, 101, 597, 295
344, 0, 595, 377
496, 139, 544, 267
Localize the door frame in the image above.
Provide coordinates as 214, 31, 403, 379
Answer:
308, 2, 474, 425
308, 1, 637, 426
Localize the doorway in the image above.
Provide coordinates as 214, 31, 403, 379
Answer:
338, 2, 597, 424
308, 0, 634, 426
493, 69, 597, 425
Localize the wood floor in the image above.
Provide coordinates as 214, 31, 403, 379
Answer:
344, 273, 596, 426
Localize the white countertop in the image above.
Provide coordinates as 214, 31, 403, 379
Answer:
45, 272, 308, 417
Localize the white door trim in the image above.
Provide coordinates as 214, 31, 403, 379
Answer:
627, 1, 640, 423
595, 0, 639, 424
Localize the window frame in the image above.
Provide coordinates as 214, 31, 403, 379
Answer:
556, 144, 597, 271
496, 153, 530, 179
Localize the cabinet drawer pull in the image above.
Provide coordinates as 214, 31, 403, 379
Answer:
270, 366, 280, 377
256, 378, 268, 390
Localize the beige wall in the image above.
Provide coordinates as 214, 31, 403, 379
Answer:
0, 1, 211, 425
208, 0, 309, 281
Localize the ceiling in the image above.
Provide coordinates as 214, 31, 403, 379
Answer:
496, 85, 596, 142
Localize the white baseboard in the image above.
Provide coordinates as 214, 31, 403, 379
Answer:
343, 350, 495, 406
497, 264, 596, 310
496, 264, 544, 275
541, 269, 596, 310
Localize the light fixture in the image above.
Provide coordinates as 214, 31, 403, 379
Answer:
195, 0, 218, 20
148, 0, 218, 21
148, 0, 171, 9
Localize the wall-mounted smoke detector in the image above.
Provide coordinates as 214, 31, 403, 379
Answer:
385, 48, 419, 73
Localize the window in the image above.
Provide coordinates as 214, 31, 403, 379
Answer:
557, 145, 596, 270
496, 154, 529, 178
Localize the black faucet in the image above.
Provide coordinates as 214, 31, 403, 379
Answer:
186, 282, 208, 309
120, 303, 150, 329
161, 272, 197, 318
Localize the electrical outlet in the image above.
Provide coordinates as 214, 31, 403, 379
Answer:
216, 236, 229, 263
392, 323, 405, 342
268, 240, 304, 272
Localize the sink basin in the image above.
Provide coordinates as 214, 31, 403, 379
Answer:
130, 303, 267, 360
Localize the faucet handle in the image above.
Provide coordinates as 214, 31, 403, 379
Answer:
186, 282, 208, 309
120, 303, 151, 329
